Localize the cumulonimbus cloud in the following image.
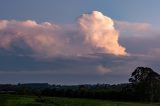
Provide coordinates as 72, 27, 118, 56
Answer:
0, 11, 127, 58
78, 11, 127, 56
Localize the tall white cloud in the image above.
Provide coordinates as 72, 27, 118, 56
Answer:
78, 11, 127, 56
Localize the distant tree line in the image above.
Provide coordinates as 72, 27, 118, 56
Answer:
0, 67, 160, 102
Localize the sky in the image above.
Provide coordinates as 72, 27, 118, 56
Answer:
0, 0, 160, 84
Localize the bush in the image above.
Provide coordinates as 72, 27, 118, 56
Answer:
35, 97, 53, 104
0, 95, 8, 106
22, 103, 42, 106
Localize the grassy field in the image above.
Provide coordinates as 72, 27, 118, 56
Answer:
0, 94, 159, 106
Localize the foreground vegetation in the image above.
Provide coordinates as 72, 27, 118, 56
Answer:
0, 66, 160, 105
0, 94, 158, 106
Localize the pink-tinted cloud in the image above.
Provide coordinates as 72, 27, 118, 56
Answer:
115, 21, 151, 32
0, 20, 69, 57
0, 11, 128, 58
78, 11, 127, 56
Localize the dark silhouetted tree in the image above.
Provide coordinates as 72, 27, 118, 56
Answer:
129, 67, 160, 102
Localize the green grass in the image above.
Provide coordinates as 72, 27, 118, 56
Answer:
0, 94, 159, 106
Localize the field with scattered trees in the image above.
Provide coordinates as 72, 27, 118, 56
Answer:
0, 67, 160, 105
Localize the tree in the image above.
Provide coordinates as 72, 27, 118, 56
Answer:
129, 67, 160, 102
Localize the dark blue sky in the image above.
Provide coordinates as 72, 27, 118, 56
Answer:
0, 0, 160, 84
0, 0, 160, 25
